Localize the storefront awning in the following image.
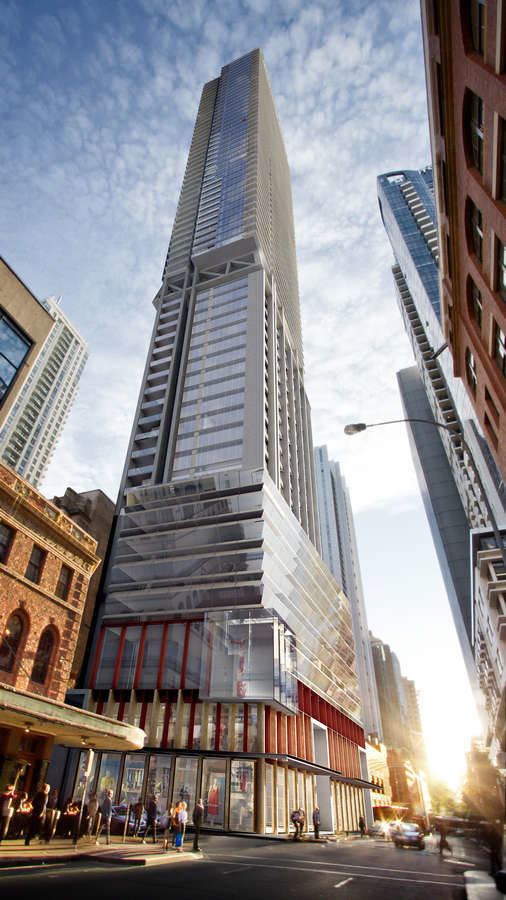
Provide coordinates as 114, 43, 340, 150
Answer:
0, 682, 145, 751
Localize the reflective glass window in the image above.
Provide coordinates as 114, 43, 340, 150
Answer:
185, 621, 204, 689
0, 611, 25, 672
30, 627, 56, 685
202, 758, 227, 827
146, 754, 173, 809
94, 627, 121, 688
265, 764, 274, 833
0, 312, 31, 402
0, 523, 14, 563
161, 623, 185, 688
120, 754, 146, 805
96, 753, 121, 802
276, 766, 286, 833
73, 750, 99, 803
230, 759, 255, 832
138, 624, 163, 689
172, 757, 198, 810
117, 626, 142, 689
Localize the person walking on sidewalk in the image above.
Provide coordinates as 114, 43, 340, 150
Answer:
358, 816, 366, 837
132, 796, 144, 837
0, 784, 15, 844
291, 808, 303, 840
86, 793, 99, 840
24, 783, 50, 846
438, 824, 452, 856
313, 806, 320, 840
192, 798, 204, 852
44, 789, 61, 843
142, 793, 159, 844
98, 789, 113, 845
175, 801, 188, 851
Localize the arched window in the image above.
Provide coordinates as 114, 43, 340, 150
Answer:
0, 612, 25, 672
30, 627, 57, 685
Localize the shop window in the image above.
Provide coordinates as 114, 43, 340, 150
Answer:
0, 611, 26, 672
466, 347, 478, 393
74, 750, 99, 802
30, 627, 57, 685
202, 757, 227, 827
465, 90, 484, 173
172, 757, 198, 812
145, 754, 172, 807
468, 199, 483, 260
0, 523, 14, 563
119, 754, 146, 806
493, 321, 506, 376
96, 752, 121, 802
276, 766, 286, 833
468, 278, 483, 330
230, 759, 255, 832
55, 563, 72, 600
265, 763, 274, 833
25, 545, 45, 583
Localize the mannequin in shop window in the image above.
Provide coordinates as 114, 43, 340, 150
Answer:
207, 780, 220, 823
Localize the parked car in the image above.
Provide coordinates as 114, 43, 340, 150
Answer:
110, 804, 147, 836
392, 822, 425, 850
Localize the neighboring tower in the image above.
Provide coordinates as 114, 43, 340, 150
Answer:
420, 0, 506, 482
82, 51, 371, 836
378, 166, 506, 699
0, 296, 88, 487
314, 445, 382, 739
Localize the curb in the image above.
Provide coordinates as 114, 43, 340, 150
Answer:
464, 869, 502, 898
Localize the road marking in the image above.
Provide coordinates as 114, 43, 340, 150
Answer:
208, 851, 464, 878
223, 866, 252, 874
204, 857, 463, 887
335, 877, 353, 889
443, 858, 476, 866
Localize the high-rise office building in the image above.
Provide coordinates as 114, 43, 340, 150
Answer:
420, 0, 506, 481
314, 445, 382, 740
0, 296, 88, 487
79, 50, 371, 836
378, 166, 505, 703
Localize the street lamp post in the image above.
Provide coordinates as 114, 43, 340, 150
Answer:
344, 418, 506, 570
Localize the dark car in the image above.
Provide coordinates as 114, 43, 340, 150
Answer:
393, 822, 425, 850
110, 804, 147, 835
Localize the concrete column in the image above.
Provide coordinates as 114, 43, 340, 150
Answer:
256, 759, 266, 834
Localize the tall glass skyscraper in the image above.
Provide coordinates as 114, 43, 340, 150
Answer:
378, 167, 506, 709
77, 51, 371, 836
0, 295, 88, 488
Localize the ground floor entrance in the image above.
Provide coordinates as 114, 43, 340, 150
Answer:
66, 749, 367, 836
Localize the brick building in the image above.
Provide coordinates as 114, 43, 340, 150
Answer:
0, 463, 143, 793
421, 0, 506, 479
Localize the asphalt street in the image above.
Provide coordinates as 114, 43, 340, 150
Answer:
0, 834, 488, 899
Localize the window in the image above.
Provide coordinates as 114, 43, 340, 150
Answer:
468, 200, 483, 260
0, 523, 14, 563
30, 627, 56, 685
498, 240, 506, 297
469, 279, 483, 330
466, 347, 478, 392
493, 321, 506, 376
55, 564, 72, 600
470, 0, 486, 55
0, 612, 25, 672
25, 545, 45, 583
468, 91, 484, 173
0, 311, 32, 404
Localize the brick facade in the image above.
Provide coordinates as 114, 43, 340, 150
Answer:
0, 463, 99, 703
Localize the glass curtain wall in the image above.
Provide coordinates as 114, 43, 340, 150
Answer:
230, 759, 255, 831
202, 758, 227, 827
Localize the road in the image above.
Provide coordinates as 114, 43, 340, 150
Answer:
0, 834, 487, 898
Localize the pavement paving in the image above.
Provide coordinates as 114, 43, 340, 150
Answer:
0, 833, 495, 898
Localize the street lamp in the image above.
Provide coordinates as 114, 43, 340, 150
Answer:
344, 417, 506, 570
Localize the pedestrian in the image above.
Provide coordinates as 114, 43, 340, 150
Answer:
24, 782, 50, 846
0, 784, 15, 844
142, 793, 158, 844
438, 824, 452, 856
192, 798, 204, 852
358, 816, 366, 837
12, 792, 31, 838
175, 801, 187, 851
132, 796, 144, 837
291, 807, 303, 840
98, 789, 113, 845
299, 808, 306, 837
171, 802, 180, 846
44, 789, 61, 843
86, 793, 99, 840
313, 806, 320, 840
160, 808, 171, 852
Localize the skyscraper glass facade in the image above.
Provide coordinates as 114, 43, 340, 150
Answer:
74, 51, 371, 835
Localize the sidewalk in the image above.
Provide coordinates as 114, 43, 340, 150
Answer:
465, 869, 503, 898
0, 836, 206, 868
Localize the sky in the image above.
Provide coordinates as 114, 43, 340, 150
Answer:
1, 0, 480, 789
